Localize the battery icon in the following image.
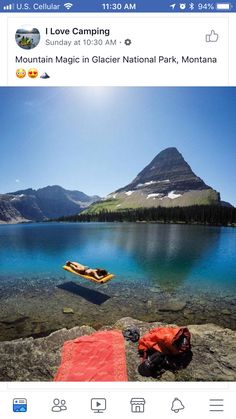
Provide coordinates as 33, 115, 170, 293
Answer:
216, 3, 231, 10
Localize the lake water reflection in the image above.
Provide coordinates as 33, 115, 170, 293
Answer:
0, 222, 235, 340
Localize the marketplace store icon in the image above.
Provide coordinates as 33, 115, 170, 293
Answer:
130, 398, 145, 413
15, 25, 40, 50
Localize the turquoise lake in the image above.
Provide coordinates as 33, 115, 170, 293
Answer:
0, 222, 236, 291
0, 222, 235, 340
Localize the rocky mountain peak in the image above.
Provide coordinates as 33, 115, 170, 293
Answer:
117, 147, 210, 194
87, 147, 221, 211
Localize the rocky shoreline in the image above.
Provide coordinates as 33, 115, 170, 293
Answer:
0, 317, 235, 381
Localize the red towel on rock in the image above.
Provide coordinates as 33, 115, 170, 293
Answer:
54, 330, 128, 381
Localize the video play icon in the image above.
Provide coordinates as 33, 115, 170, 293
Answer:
91, 398, 106, 413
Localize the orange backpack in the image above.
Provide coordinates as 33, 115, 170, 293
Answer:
138, 327, 191, 357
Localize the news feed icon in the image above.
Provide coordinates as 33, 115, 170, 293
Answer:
13, 398, 27, 413
15, 25, 40, 50
91, 398, 106, 413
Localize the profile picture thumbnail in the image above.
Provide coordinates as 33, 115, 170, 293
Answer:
15, 25, 40, 50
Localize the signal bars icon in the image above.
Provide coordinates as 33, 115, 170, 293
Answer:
3, 3, 14, 10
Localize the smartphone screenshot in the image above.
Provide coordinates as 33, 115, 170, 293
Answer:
0, 0, 235, 417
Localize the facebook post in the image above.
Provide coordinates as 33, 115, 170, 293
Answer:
0, 1, 235, 418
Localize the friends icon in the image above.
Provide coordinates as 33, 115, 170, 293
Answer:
51, 398, 67, 412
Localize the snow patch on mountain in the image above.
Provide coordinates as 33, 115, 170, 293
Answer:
137, 181, 157, 187
11, 194, 25, 201
107, 193, 117, 199
147, 193, 161, 199
168, 191, 182, 199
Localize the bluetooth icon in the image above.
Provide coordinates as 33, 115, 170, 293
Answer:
189, 2, 194, 10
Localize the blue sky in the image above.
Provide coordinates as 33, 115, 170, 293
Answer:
0, 87, 235, 205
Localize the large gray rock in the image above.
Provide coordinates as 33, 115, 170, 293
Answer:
0, 325, 95, 381
114, 318, 236, 381
0, 317, 235, 381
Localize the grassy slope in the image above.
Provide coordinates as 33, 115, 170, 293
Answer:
84, 189, 219, 214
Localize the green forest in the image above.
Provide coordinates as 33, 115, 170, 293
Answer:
56, 205, 236, 226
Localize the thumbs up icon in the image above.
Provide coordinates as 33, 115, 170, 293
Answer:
206, 30, 219, 42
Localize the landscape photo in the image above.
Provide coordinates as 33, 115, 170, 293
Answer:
15, 26, 40, 50
0, 87, 235, 382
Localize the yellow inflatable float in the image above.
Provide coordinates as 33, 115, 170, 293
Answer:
63, 265, 115, 284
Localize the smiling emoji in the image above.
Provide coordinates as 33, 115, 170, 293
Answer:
16, 68, 26, 78
28, 68, 38, 79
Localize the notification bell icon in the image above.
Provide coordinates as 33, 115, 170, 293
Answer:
171, 398, 185, 413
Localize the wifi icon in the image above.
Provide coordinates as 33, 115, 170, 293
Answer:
64, 2, 73, 9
